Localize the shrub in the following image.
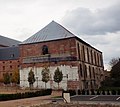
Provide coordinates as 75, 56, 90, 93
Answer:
78, 90, 81, 95
107, 90, 110, 95
91, 89, 95, 95
101, 90, 105, 95
96, 90, 100, 95
86, 90, 89, 95
111, 90, 116, 95
81, 89, 85, 95
0, 89, 52, 101
63, 90, 76, 96
117, 89, 120, 95
68, 90, 76, 96
99, 87, 120, 91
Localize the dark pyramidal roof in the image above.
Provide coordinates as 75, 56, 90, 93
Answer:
22, 21, 75, 44
0, 46, 20, 60
0, 35, 21, 47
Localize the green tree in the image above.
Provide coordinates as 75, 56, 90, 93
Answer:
41, 67, 50, 89
11, 69, 20, 85
53, 67, 63, 89
28, 69, 36, 89
3, 72, 10, 85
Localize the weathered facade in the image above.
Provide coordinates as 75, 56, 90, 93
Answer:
0, 47, 20, 82
0, 36, 21, 82
19, 21, 104, 90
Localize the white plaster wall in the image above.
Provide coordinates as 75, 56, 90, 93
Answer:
20, 65, 79, 90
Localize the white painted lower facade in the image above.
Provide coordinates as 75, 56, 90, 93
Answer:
20, 65, 79, 90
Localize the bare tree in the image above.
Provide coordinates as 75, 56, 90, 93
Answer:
109, 57, 119, 68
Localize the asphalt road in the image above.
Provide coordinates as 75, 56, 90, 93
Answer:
52, 95, 120, 102
71, 95, 120, 101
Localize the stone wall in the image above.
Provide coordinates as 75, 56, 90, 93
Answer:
20, 65, 79, 90
20, 38, 76, 60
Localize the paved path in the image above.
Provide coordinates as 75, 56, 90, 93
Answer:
70, 95, 120, 101
0, 95, 51, 107
1, 95, 120, 107
52, 95, 120, 105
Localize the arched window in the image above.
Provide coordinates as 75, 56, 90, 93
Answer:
42, 45, 49, 55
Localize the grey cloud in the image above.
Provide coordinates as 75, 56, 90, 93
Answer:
62, 2, 120, 35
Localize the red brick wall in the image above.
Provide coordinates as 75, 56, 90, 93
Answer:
0, 59, 19, 80
20, 38, 76, 57
20, 38, 78, 68
67, 80, 80, 90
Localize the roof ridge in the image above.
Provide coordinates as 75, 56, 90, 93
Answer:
0, 35, 21, 42
22, 21, 76, 44
0, 35, 21, 47
53, 21, 75, 36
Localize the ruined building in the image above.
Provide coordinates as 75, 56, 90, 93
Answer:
19, 21, 104, 90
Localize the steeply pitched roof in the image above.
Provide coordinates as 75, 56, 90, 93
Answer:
22, 21, 75, 44
0, 46, 20, 60
21, 21, 102, 53
0, 35, 21, 47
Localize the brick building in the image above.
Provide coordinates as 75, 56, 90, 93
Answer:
0, 35, 21, 82
19, 21, 104, 90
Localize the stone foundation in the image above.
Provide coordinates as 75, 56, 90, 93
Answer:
51, 90, 63, 97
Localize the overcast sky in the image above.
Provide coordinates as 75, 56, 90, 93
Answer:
0, 0, 120, 70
